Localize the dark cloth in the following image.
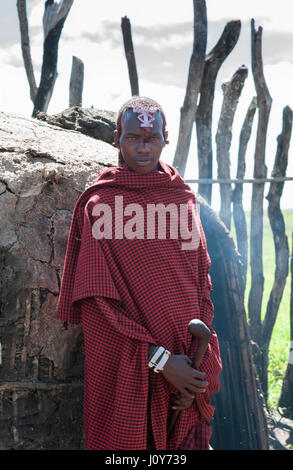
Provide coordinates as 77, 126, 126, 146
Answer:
57, 160, 222, 450
179, 417, 213, 450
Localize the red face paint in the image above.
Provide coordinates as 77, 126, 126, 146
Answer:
132, 108, 156, 140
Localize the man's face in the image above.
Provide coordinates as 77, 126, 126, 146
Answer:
114, 109, 167, 174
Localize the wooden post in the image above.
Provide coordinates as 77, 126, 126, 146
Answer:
215, 65, 248, 230
278, 231, 293, 418
196, 20, 241, 205
69, 56, 84, 107
232, 97, 257, 293
261, 106, 292, 397
172, 0, 207, 176
17, 0, 38, 103
121, 16, 139, 96
32, 0, 74, 117
248, 19, 272, 346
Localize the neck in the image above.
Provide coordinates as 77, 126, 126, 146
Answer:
121, 160, 162, 173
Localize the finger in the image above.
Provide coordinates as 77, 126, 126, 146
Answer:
173, 397, 194, 406
186, 382, 208, 394
189, 379, 209, 388
184, 356, 192, 365
173, 402, 194, 410
191, 369, 206, 378
172, 405, 192, 410
190, 387, 206, 394
173, 395, 194, 406
179, 388, 195, 399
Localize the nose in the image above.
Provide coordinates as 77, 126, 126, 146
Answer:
137, 140, 151, 154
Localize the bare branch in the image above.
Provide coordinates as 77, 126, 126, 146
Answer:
278, 231, 293, 417
232, 96, 257, 293
121, 16, 139, 96
32, 0, 74, 117
263, 106, 292, 346
43, 0, 74, 39
253, 105, 292, 398
172, 0, 207, 176
16, 0, 38, 103
196, 20, 241, 204
69, 56, 84, 107
248, 19, 272, 345
216, 65, 248, 230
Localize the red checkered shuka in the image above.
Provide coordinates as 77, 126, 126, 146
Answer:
57, 160, 222, 450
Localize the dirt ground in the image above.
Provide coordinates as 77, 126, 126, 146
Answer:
268, 412, 293, 450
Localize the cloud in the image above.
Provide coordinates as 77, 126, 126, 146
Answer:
262, 31, 293, 65
70, 17, 293, 91
0, 2, 42, 48
0, 6, 20, 47
5, 54, 23, 69
77, 19, 193, 48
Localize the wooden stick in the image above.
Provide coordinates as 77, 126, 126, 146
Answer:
185, 176, 293, 184
248, 19, 272, 346
278, 232, 293, 416
121, 16, 139, 96
16, 0, 38, 102
260, 106, 292, 397
167, 320, 211, 438
216, 65, 248, 230
264, 106, 292, 344
69, 56, 84, 107
196, 20, 241, 204
32, 0, 74, 117
173, 0, 207, 176
232, 96, 257, 292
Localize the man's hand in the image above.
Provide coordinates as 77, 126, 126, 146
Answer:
171, 394, 194, 411
161, 354, 208, 399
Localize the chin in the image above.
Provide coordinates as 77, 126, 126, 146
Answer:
136, 165, 156, 174
136, 162, 160, 174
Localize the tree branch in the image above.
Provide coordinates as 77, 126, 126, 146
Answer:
232, 96, 257, 293
42, 0, 74, 39
32, 0, 74, 117
278, 231, 293, 417
16, 0, 38, 103
256, 105, 292, 398
121, 16, 139, 96
248, 19, 272, 345
196, 20, 241, 204
216, 65, 248, 230
69, 56, 84, 107
263, 106, 292, 346
172, 0, 207, 176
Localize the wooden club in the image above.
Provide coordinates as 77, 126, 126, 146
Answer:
167, 319, 211, 437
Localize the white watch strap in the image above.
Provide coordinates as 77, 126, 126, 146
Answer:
148, 346, 165, 368
154, 349, 171, 373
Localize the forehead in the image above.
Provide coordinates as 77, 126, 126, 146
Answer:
121, 109, 163, 134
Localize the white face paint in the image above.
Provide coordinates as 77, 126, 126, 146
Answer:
132, 108, 156, 128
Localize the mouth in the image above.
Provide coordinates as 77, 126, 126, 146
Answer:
135, 156, 153, 164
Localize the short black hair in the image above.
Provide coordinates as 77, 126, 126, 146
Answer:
116, 95, 167, 138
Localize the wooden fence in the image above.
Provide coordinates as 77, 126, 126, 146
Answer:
188, 169, 293, 405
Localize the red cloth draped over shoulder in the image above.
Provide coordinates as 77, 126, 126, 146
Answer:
57, 160, 222, 450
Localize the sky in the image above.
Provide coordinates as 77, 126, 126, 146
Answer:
0, 0, 292, 211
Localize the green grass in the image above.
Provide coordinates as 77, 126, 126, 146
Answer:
230, 209, 293, 411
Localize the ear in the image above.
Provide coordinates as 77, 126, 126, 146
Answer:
112, 129, 120, 148
163, 129, 169, 145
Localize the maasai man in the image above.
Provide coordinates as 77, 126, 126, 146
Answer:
57, 96, 222, 450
